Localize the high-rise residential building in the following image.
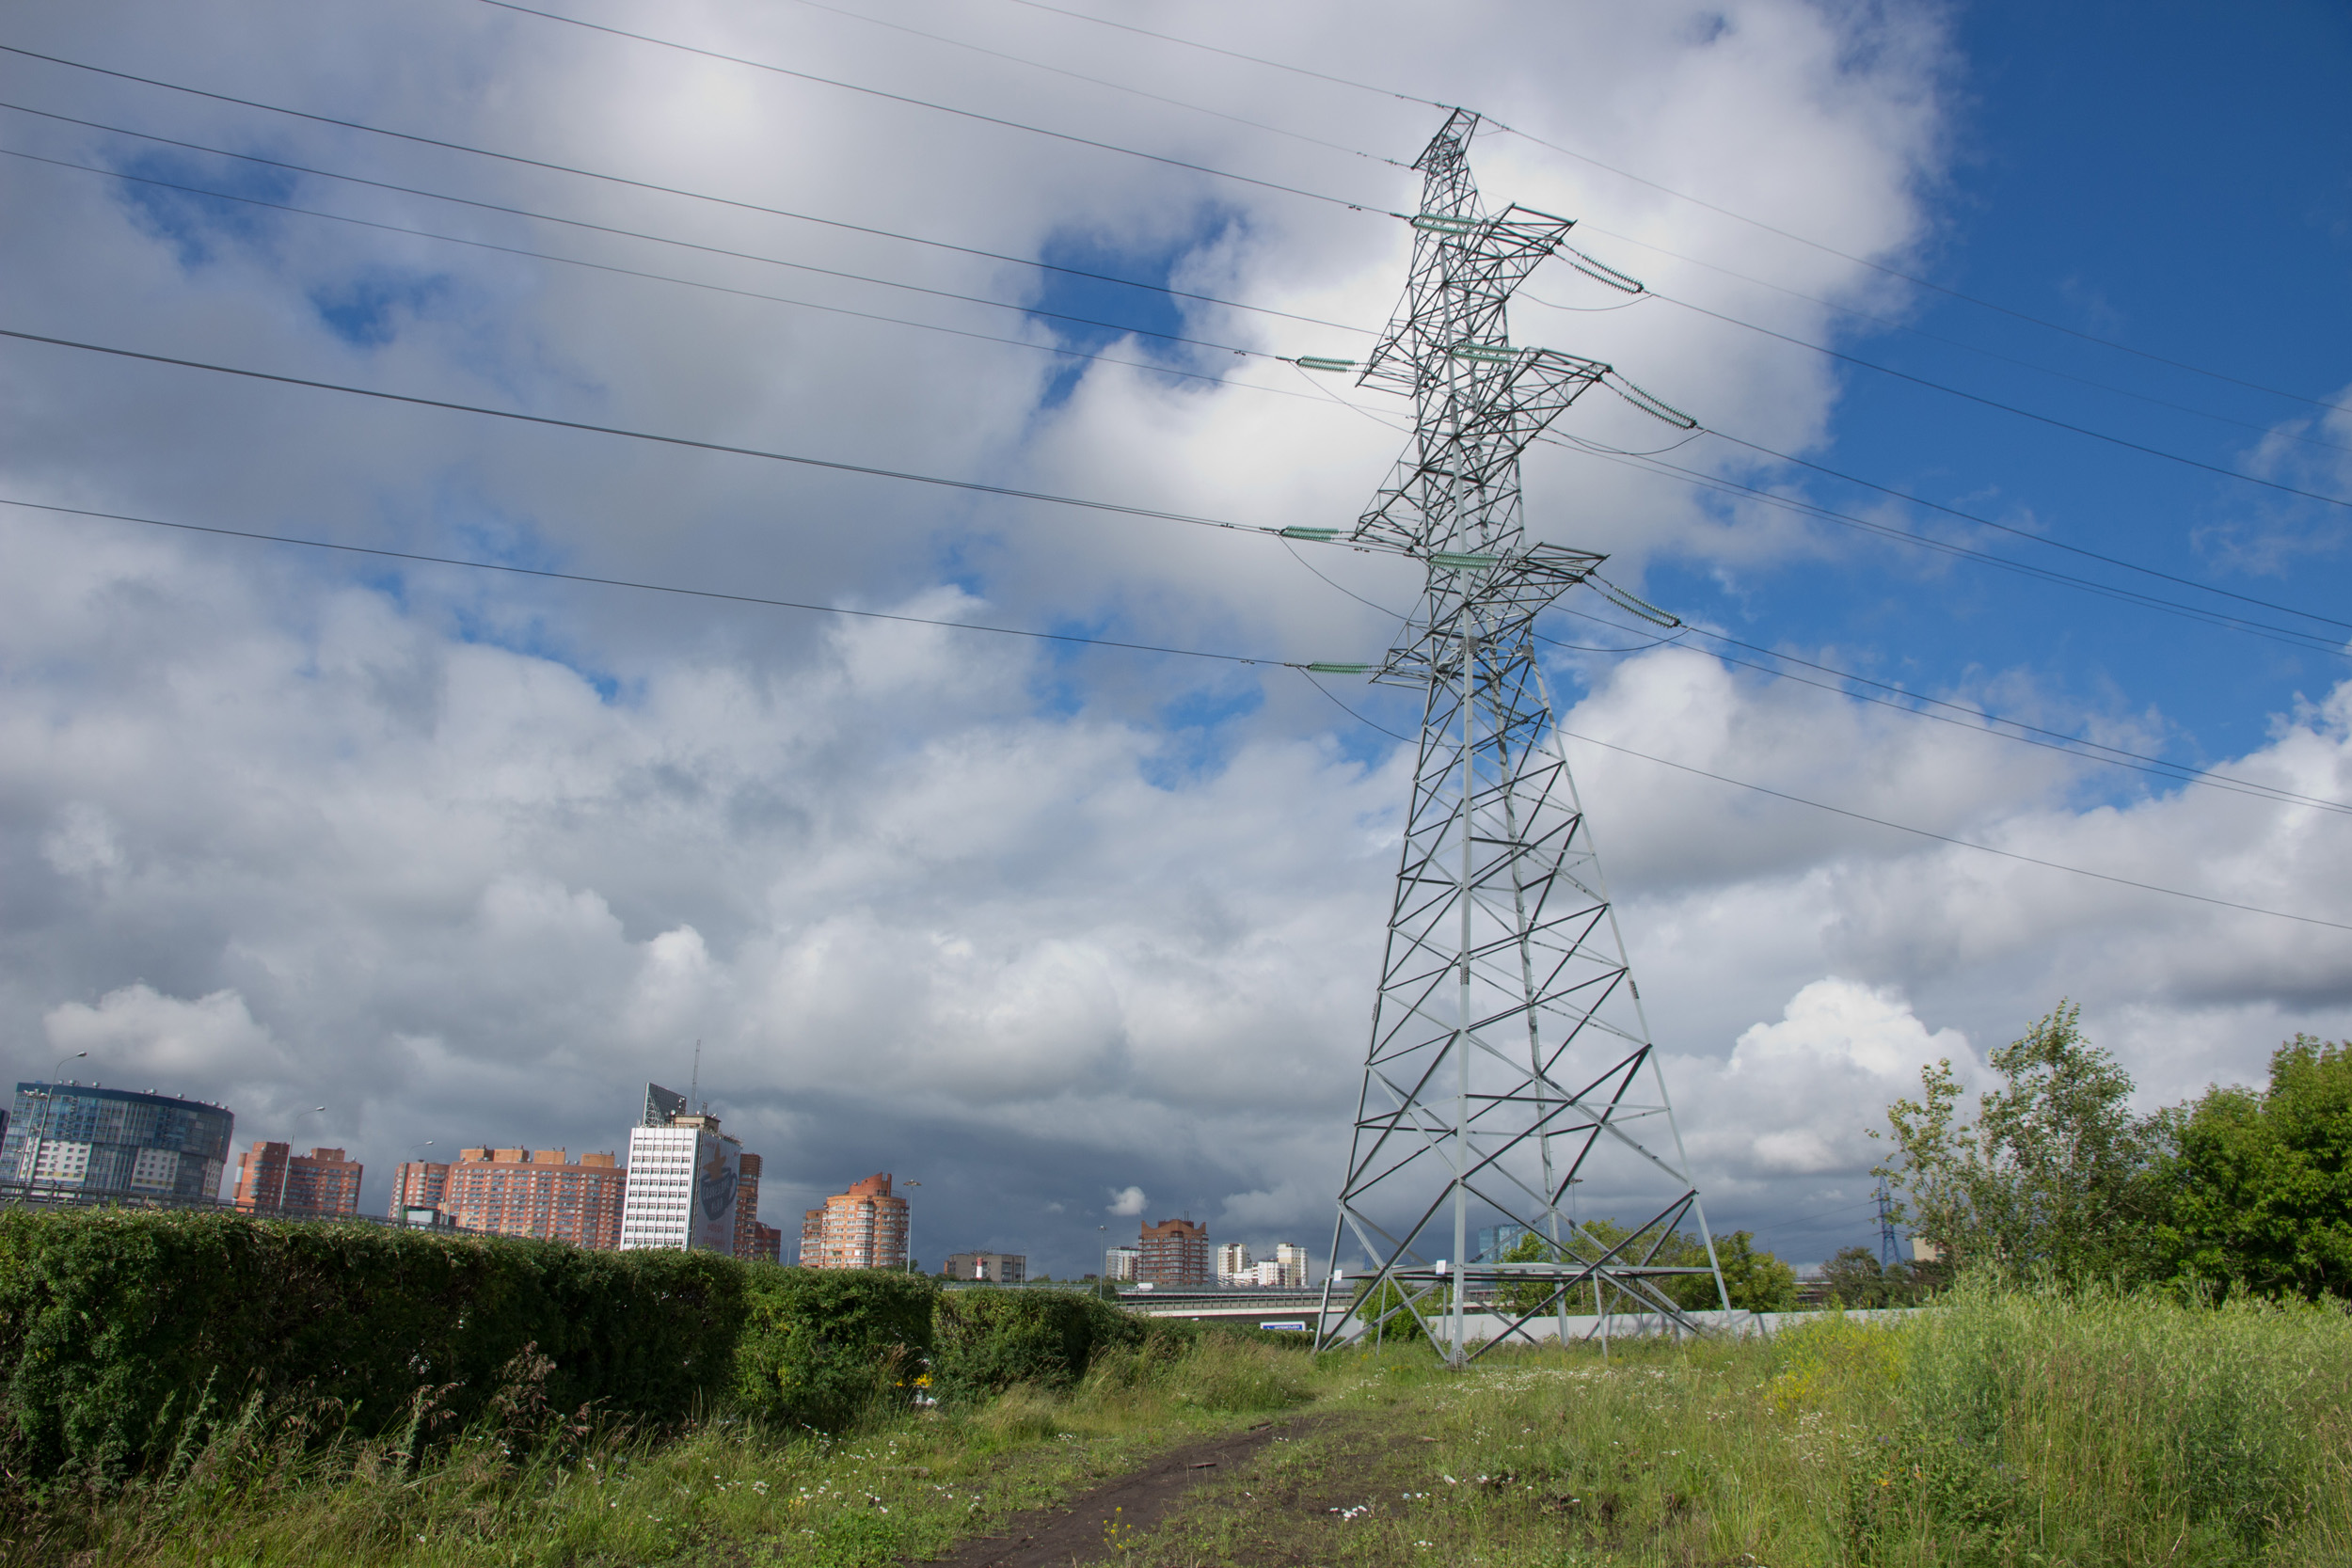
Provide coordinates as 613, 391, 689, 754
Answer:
3, 1082, 233, 1199
1216, 1241, 1253, 1285
620, 1108, 743, 1253
1246, 1259, 1286, 1287
233, 1144, 363, 1216
732, 1152, 770, 1260
801, 1173, 908, 1269
389, 1159, 452, 1218
438, 1148, 624, 1249
1138, 1217, 1211, 1287
1274, 1243, 1311, 1288
1103, 1244, 1139, 1281
944, 1251, 1026, 1284
742, 1222, 784, 1263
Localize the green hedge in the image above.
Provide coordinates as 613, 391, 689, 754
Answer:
730, 1266, 936, 1431
0, 1209, 941, 1478
930, 1288, 1143, 1402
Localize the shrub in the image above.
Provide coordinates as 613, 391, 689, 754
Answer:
0, 1208, 746, 1479
729, 1267, 937, 1432
929, 1288, 1138, 1403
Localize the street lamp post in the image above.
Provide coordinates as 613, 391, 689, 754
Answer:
900, 1180, 921, 1274
24, 1052, 89, 1197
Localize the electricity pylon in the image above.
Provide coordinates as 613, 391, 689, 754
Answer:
1312, 109, 1725, 1365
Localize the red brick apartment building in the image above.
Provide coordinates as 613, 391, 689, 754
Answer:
232, 1143, 362, 1216
388, 1157, 450, 1216
734, 1152, 783, 1262
801, 1172, 908, 1269
392, 1148, 625, 1249
1138, 1217, 1211, 1287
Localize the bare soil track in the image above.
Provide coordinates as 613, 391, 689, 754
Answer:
912, 1418, 1317, 1568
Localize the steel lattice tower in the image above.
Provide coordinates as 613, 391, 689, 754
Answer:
1314, 110, 1725, 1364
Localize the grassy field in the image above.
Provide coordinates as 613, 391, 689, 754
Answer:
8, 1284, 2349, 1566
2, 1335, 1320, 1568
1152, 1284, 2352, 1567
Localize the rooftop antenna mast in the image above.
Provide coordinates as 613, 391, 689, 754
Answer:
690, 1039, 702, 1115
1311, 109, 1724, 1366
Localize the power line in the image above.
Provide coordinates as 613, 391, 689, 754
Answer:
14, 73, 2341, 661
1486, 117, 2350, 420
1310, 351, 2347, 661
0, 324, 1327, 547
7, 485, 2342, 937
1673, 623, 2348, 815
1538, 235, 2352, 456
1696, 434, 2352, 630
24, 45, 2333, 539
0, 142, 1340, 401
1536, 610, 2352, 817
0, 495, 1295, 667
1655, 293, 2352, 511
0, 36, 1400, 219
695, 0, 2340, 453
0, 87, 1376, 339
990, 0, 1446, 109
1555, 727, 2352, 934
755, 0, 2352, 445
29, 53, 2335, 539
1536, 436, 2352, 656
772, 0, 1410, 168
1296, 668, 1415, 743
977, 0, 2347, 418
54, 198, 2322, 678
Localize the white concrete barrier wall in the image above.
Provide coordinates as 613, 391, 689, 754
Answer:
1326, 1306, 1920, 1344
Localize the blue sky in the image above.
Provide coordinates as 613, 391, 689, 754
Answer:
1640, 0, 2352, 765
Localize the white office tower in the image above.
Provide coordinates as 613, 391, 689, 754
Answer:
619, 1116, 740, 1252
1216, 1242, 1253, 1285
1275, 1243, 1310, 1289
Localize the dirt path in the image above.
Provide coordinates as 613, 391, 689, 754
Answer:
914, 1418, 1314, 1568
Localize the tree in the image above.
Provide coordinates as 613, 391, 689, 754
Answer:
1714, 1229, 1799, 1312
1491, 1222, 1788, 1316
1874, 1002, 2167, 1283
1818, 1244, 1924, 1308
2157, 1035, 2352, 1299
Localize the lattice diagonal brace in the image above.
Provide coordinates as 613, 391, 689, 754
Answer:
1316, 110, 1726, 1366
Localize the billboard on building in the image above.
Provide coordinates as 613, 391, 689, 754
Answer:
692, 1132, 740, 1253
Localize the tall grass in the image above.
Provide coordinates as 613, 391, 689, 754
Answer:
1139, 1283, 2352, 1567
0, 1332, 1315, 1567
14, 1291, 2347, 1565
1845, 1280, 2350, 1564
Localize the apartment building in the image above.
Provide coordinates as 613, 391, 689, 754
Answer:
388, 1158, 451, 1218
1138, 1217, 1211, 1287
944, 1250, 1026, 1283
1216, 1242, 1253, 1285
1103, 1244, 1140, 1281
800, 1172, 908, 1269
439, 1148, 625, 1249
1274, 1243, 1311, 1288
233, 1143, 362, 1216
732, 1151, 781, 1261
4, 1082, 233, 1199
